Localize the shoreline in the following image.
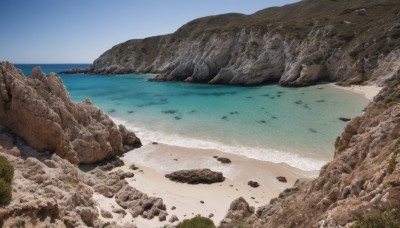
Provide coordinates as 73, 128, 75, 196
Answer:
95, 143, 318, 227
330, 83, 382, 101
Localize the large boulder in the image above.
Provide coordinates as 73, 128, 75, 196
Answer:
165, 168, 225, 184
0, 62, 141, 164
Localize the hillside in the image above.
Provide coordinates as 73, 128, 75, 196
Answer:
89, 0, 400, 86
220, 73, 400, 227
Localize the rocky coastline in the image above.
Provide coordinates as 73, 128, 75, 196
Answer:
1, 0, 400, 227
67, 0, 400, 88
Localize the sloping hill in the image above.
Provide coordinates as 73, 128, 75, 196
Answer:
90, 0, 400, 86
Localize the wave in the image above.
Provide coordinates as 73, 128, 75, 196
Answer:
112, 117, 328, 171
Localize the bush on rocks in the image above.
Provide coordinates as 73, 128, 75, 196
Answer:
0, 155, 13, 205
177, 216, 215, 228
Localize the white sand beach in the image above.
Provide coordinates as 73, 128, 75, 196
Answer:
94, 143, 318, 227
330, 84, 382, 101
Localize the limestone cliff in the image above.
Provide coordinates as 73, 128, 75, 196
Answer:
0, 62, 141, 164
220, 74, 400, 227
89, 0, 400, 86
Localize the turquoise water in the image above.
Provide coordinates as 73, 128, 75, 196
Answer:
16, 64, 370, 170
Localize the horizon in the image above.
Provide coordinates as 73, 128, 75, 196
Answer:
0, 0, 299, 64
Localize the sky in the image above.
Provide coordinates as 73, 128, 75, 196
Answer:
0, 0, 299, 63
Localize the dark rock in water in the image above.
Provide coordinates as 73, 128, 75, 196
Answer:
271, 116, 277, 119
174, 116, 182, 120
261, 94, 270, 97
261, 107, 265, 110
277, 95, 282, 97
316, 99, 325, 103
216, 157, 231, 164
309, 128, 317, 133
165, 169, 225, 184
270, 97, 275, 99
246, 96, 253, 99
276, 176, 287, 183
277, 91, 285, 94
222, 116, 228, 120
258, 120, 267, 124
162, 109, 178, 114
303, 104, 311, 110
108, 109, 116, 113
152, 142, 158, 145
248, 181, 260, 188
188, 110, 196, 114
58, 68, 91, 74
127, 110, 134, 114
339, 117, 351, 122
294, 100, 303, 104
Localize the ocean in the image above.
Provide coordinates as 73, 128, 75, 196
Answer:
16, 64, 370, 171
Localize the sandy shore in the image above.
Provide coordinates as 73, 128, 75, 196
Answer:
94, 143, 318, 227
330, 84, 382, 101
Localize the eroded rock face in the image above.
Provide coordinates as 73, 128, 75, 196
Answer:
0, 62, 141, 164
165, 168, 225, 184
0, 128, 165, 227
221, 80, 400, 227
89, 0, 400, 87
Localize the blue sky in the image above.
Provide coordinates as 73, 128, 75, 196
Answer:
0, 0, 298, 63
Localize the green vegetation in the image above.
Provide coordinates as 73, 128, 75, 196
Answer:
353, 205, 400, 228
176, 216, 215, 228
0, 155, 13, 205
11, 219, 26, 228
388, 154, 398, 174
0, 155, 14, 183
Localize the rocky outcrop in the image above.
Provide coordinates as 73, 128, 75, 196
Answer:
0, 127, 166, 227
88, 0, 400, 86
0, 62, 141, 164
165, 169, 225, 184
220, 74, 400, 227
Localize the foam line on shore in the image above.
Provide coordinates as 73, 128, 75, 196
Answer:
112, 117, 328, 171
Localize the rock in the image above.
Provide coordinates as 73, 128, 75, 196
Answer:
248, 181, 259, 188
215, 157, 232, 164
165, 169, 225, 184
159, 211, 167, 221
209, 213, 214, 218
276, 176, 287, 183
171, 206, 176, 210
101, 209, 113, 218
169, 215, 179, 223
221, 197, 255, 227
200, 200, 204, 204
112, 208, 127, 216
130, 164, 139, 170
0, 62, 141, 164
339, 117, 351, 122
87, 1, 400, 88
114, 185, 166, 219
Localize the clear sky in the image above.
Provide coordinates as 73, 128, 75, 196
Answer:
0, 0, 299, 63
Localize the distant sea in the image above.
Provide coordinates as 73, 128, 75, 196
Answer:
15, 64, 370, 171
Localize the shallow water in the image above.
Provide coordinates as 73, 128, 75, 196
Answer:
16, 64, 370, 170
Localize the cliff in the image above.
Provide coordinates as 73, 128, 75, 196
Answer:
0, 62, 141, 164
89, 0, 400, 86
220, 74, 400, 227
